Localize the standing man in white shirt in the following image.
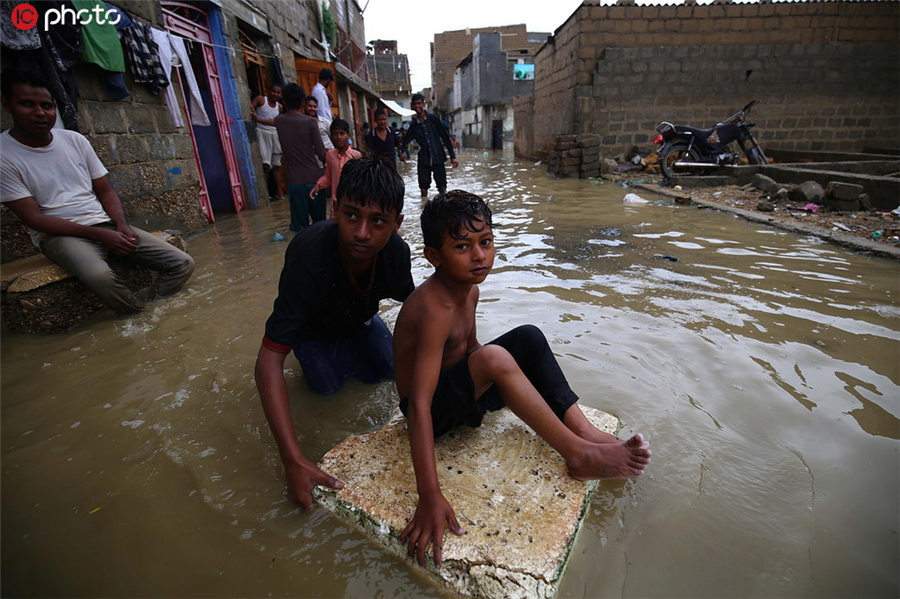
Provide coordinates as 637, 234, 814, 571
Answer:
311, 68, 334, 126
250, 84, 283, 201
0, 71, 194, 314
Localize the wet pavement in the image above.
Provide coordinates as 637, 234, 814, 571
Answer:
2, 151, 898, 597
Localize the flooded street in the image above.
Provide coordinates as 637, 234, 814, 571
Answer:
3, 151, 898, 598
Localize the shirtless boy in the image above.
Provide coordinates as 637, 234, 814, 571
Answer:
392, 191, 651, 566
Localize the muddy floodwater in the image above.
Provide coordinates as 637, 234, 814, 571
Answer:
3, 151, 898, 598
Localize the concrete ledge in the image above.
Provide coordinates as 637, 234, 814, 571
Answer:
315, 406, 619, 599
1, 231, 187, 333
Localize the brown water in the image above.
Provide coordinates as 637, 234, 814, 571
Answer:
3, 151, 898, 598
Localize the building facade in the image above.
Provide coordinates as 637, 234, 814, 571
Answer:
430, 24, 540, 114
366, 39, 412, 126
2, 0, 379, 262
448, 31, 548, 150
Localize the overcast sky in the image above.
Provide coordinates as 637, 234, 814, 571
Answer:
363, 0, 584, 92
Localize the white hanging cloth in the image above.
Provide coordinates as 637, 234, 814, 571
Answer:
151, 27, 211, 128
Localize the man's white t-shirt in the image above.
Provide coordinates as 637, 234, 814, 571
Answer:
311, 82, 332, 124
1, 129, 111, 244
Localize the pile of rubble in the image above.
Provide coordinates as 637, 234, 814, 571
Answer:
750, 174, 876, 214
600, 145, 660, 176
687, 180, 900, 247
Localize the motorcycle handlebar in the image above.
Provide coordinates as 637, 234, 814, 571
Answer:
722, 100, 758, 124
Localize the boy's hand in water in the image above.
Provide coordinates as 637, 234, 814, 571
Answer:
451, 159, 459, 168
284, 460, 343, 510
400, 492, 464, 566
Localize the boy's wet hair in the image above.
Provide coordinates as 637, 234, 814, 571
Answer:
330, 118, 351, 135
411, 92, 425, 104
336, 158, 405, 217
420, 191, 493, 249
374, 106, 387, 118
1, 70, 50, 99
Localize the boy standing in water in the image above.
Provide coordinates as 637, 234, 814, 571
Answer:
392, 191, 651, 566
401, 93, 458, 197
311, 119, 362, 220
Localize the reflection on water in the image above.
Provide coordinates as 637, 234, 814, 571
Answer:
3, 151, 898, 597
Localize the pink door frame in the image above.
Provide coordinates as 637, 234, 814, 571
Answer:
161, 1, 245, 222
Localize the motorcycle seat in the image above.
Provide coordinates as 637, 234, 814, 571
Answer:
675, 125, 716, 138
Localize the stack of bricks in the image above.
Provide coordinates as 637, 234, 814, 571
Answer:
579, 134, 601, 178
547, 134, 602, 178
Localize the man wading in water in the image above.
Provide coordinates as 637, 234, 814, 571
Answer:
255, 158, 413, 508
401, 93, 458, 198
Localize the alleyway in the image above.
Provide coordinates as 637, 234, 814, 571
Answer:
2, 152, 897, 597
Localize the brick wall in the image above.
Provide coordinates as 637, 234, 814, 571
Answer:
527, 0, 900, 165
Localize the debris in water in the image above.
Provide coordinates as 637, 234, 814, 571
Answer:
271, 232, 286, 242
654, 254, 679, 262
623, 193, 650, 205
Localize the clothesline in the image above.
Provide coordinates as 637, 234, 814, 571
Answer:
163, 30, 279, 61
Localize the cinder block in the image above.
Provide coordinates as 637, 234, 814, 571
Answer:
88, 103, 127, 134
116, 135, 148, 164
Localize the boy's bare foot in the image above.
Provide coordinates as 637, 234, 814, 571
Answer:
566, 434, 651, 480
570, 424, 620, 445
562, 407, 622, 444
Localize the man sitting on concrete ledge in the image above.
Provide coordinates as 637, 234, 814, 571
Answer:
0, 71, 194, 314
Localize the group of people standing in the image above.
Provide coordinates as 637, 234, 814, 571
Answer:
250, 69, 460, 232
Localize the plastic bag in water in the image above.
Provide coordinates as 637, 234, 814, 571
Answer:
623, 193, 650, 205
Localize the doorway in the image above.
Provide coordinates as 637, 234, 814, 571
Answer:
491, 119, 503, 150
161, 1, 245, 222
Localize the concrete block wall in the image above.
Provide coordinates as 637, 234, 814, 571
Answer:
529, 0, 900, 162
76, 67, 207, 233
587, 42, 899, 154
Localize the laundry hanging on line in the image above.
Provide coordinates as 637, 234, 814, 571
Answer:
151, 27, 211, 128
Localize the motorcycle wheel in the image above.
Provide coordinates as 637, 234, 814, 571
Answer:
659, 142, 701, 180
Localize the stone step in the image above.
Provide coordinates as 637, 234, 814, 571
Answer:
1, 231, 186, 334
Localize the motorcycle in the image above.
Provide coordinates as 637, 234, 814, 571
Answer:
653, 100, 768, 180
